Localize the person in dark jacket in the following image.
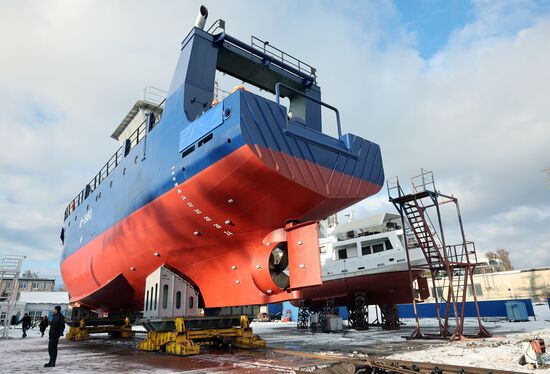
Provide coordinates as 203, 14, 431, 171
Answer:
17, 313, 32, 338
39, 316, 49, 337
44, 306, 65, 368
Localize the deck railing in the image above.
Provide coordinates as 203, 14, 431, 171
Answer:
251, 36, 316, 78
64, 99, 165, 219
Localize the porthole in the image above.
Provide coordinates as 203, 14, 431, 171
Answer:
223, 107, 231, 119
95, 195, 98, 202
227, 138, 232, 144
181, 167, 185, 172
68, 221, 71, 227
86, 205, 89, 211
98, 192, 102, 199
134, 155, 138, 164
74, 215, 77, 222
110, 181, 113, 188
123, 168, 127, 175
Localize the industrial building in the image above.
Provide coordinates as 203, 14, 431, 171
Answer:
0, 270, 56, 299
429, 266, 550, 303
0, 291, 69, 325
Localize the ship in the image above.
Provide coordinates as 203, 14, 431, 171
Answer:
297, 213, 429, 309
60, 7, 384, 314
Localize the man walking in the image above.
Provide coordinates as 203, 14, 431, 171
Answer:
44, 306, 65, 368
17, 313, 32, 338
39, 315, 49, 337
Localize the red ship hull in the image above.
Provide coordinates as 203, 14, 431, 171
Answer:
61, 145, 382, 312
293, 270, 428, 308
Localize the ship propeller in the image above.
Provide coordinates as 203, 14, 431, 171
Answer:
268, 243, 290, 290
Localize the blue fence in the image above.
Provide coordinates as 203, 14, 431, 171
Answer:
281, 302, 349, 321
267, 303, 283, 317
398, 298, 535, 318
282, 302, 298, 320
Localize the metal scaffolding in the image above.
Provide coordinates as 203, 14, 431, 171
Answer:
388, 169, 490, 340
0, 255, 25, 338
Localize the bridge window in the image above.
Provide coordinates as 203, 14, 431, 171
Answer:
189, 296, 194, 309
335, 244, 357, 260
384, 239, 393, 250
372, 243, 384, 253
337, 248, 347, 260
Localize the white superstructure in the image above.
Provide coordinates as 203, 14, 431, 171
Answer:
319, 213, 426, 282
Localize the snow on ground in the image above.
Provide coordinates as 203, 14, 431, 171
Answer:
251, 303, 550, 373
0, 328, 176, 374
386, 303, 550, 373
0, 327, 333, 373
0, 303, 549, 373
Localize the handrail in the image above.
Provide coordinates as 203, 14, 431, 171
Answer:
251, 36, 316, 77
64, 98, 166, 219
206, 19, 226, 34
219, 33, 316, 84
275, 82, 342, 138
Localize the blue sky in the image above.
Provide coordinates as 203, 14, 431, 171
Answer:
395, 0, 473, 58
0, 0, 549, 286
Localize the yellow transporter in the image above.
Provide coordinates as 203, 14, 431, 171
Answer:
138, 315, 266, 356
65, 307, 137, 341
66, 317, 134, 341
66, 267, 265, 356
138, 266, 265, 355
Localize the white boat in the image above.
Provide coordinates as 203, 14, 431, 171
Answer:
297, 213, 429, 308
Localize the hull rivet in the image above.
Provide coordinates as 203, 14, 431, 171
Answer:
266, 290, 272, 294
297, 240, 303, 245
130, 267, 136, 271
193, 231, 200, 236
299, 264, 305, 269
154, 252, 160, 257
231, 265, 237, 270
235, 280, 240, 284
224, 219, 232, 225
255, 264, 261, 269
227, 198, 234, 204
